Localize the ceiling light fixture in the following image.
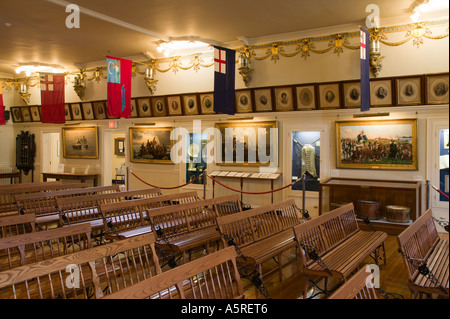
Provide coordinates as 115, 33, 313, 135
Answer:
410, 0, 449, 22
156, 40, 213, 57
15, 62, 66, 76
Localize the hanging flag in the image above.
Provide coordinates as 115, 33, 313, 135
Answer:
106, 56, 132, 118
0, 85, 5, 125
40, 74, 65, 123
360, 27, 370, 112
214, 46, 236, 115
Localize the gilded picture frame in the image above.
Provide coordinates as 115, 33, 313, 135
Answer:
235, 89, 253, 113
274, 86, 294, 111
395, 76, 423, 106
182, 94, 199, 116
425, 73, 449, 105
199, 93, 215, 115
129, 127, 173, 164
342, 81, 361, 109
62, 126, 99, 159
295, 85, 316, 110
114, 137, 125, 156
336, 119, 418, 170
151, 96, 167, 117
318, 83, 340, 109
137, 97, 152, 117
370, 78, 393, 107
166, 95, 183, 116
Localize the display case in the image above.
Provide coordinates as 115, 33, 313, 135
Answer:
291, 131, 321, 192
319, 177, 422, 235
186, 133, 207, 185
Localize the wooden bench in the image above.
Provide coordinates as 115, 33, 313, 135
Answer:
328, 266, 379, 299
0, 223, 92, 272
216, 199, 303, 283
397, 208, 449, 298
293, 203, 387, 298
0, 232, 161, 299
102, 246, 244, 299
15, 185, 120, 228
0, 214, 36, 238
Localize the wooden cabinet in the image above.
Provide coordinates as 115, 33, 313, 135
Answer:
319, 177, 422, 235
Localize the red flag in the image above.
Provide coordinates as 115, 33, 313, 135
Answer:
40, 74, 65, 123
0, 85, 5, 125
106, 56, 132, 118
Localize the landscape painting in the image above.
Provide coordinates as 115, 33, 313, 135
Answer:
129, 127, 173, 163
62, 126, 99, 159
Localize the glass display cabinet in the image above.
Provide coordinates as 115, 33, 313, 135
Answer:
186, 133, 207, 185
291, 131, 321, 192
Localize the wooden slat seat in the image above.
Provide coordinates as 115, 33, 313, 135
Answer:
101, 246, 244, 299
397, 208, 449, 298
0, 214, 36, 238
328, 266, 379, 299
0, 232, 161, 299
293, 203, 387, 298
216, 199, 303, 282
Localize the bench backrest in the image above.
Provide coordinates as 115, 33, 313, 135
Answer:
0, 214, 36, 238
102, 246, 244, 299
0, 232, 161, 299
397, 209, 439, 280
328, 266, 378, 299
293, 203, 359, 268
216, 199, 301, 249
0, 223, 92, 271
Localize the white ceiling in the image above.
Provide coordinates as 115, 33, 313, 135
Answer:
0, 0, 439, 76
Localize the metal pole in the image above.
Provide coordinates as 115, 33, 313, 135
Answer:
302, 173, 306, 213
126, 167, 129, 191
203, 170, 207, 200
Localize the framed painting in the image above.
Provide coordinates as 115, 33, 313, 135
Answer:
199, 93, 215, 114
336, 119, 418, 170
62, 126, 99, 159
129, 127, 173, 163
114, 137, 125, 156
151, 96, 167, 117
395, 76, 423, 106
274, 86, 294, 112
70, 103, 83, 120
92, 101, 107, 120
425, 73, 449, 105
137, 98, 151, 117
235, 89, 253, 113
295, 85, 316, 110
20, 106, 32, 122
29, 106, 41, 122
81, 102, 94, 120
130, 99, 138, 118
182, 94, 199, 116
342, 81, 361, 109
254, 88, 273, 112
167, 95, 182, 116
318, 83, 340, 109
64, 104, 72, 121
370, 78, 393, 107
215, 121, 278, 166
10, 107, 22, 123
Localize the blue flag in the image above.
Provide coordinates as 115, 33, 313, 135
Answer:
214, 46, 235, 115
360, 27, 370, 112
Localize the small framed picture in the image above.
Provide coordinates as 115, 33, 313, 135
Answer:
254, 88, 273, 112
167, 95, 182, 116
235, 89, 253, 113
151, 96, 167, 117
396, 76, 423, 106
137, 97, 151, 117
70, 103, 83, 120
318, 83, 340, 109
81, 102, 94, 120
29, 106, 41, 122
199, 93, 215, 114
114, 137, 125, 156
342, 81, 361, 108
425, 73, 449, 105
20, 106, 32, 122
295, 85, 316, 110
274, 86, 294, 111
370, 78, 393, 107
11, 107, 22, 123
182, 94, 199, 116
93, 101, 107, 120
130, 99, 138, 118
64, 104, 72, 121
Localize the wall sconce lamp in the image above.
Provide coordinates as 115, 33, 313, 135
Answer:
144, 65, 158, 95
238, 51, 253, 87
18, 82, 31, 105
73, 74, 86, 100
369, 32, 384, 77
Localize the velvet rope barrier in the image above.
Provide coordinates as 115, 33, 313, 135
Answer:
129, 170, 202, 190
207, 174, 303, 195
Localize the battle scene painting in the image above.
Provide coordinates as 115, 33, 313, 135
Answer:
129, 127, 173, 163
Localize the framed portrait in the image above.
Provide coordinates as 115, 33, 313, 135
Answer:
336, 119, 418, 170
70, 103, 83, 120
396, 76, 423, 106
425, 73, 449, 105
318, 83, 340, 109
199, 93, 215, 115
10, 107, 22, 123
235, 89, 253, 113
62, 126, 99, 159
114, 137, 125, 156
81, 102, 94, 120
215, 121, 278, 166
29, 106, 41, 122
274, 86, 294, 111
129, 127, 173, 164
92, 101, 107, 120
295, 85, 316, 110
137, 97, 151, 117
342, 81, 361, 108
370, 78, 393, 107
151, 96, 167, 117
254, 88, 273, 112
130, 99, 138, 118
64, 104, 72, 121
20, 107, 32, 122
182, 94, 199, 116
167, 95, 182, 116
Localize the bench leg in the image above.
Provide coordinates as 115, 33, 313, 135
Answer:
303, 274, 309, 299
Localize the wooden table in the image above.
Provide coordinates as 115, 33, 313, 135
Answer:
0, 171, 22, 184
42, 172, 99, 186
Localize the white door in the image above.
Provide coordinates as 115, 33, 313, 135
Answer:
42, 132, 60, 179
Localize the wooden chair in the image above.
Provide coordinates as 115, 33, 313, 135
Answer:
0, 214, 36, 239
328, 266, 379, 299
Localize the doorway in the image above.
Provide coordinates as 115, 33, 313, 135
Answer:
42, 132, 61, 180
